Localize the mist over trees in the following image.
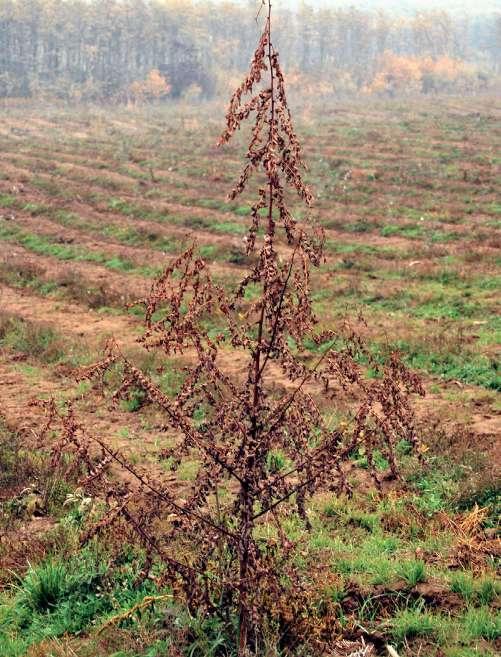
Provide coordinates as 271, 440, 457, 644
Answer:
0, 0, 499, 102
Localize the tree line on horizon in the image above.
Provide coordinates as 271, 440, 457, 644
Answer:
0, 0, 499, 103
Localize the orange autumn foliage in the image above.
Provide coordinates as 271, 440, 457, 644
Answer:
368, 51, 478, 96
128, 69, 172, 104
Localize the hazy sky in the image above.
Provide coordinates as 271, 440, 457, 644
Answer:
271, 0, 499, 15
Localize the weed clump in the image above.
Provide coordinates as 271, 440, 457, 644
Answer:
0, 314, 65, 364
397, 559, 426, 587
35, 3, 424, 655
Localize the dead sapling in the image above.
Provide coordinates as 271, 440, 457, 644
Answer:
45, 2, 425, 654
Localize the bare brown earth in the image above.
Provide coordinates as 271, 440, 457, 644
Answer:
0, 98, 499, 472
0, 98, 500, 657
0, 279, 498, 477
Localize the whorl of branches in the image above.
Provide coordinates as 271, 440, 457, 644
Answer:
44, 2, 425, 654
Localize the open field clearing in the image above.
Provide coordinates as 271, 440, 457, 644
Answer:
0, 96, 500, 657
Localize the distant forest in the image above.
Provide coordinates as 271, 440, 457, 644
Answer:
0, 0, 500, 102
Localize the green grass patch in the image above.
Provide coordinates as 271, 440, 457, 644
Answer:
0, 314, 66, 364
0, 547, 163, 656
397, 560, 426, 587
389, 606, 449, 644
0, 224, 161, 278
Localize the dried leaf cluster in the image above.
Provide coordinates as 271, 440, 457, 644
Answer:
44, 3, 424, 654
